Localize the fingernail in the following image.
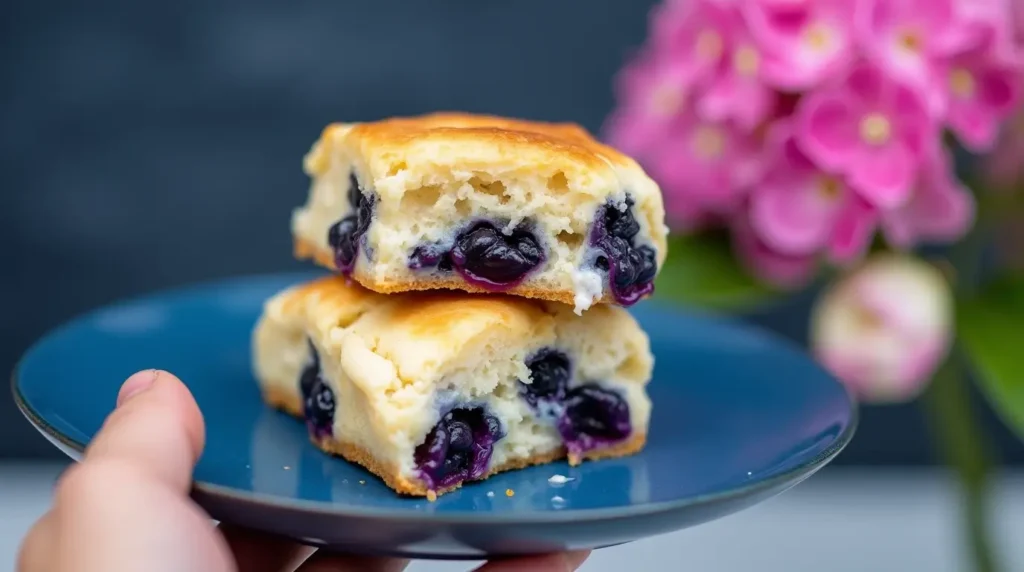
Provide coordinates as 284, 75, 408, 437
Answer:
117, 370, 159, 406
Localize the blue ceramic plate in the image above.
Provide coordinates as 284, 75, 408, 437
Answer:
13, 272, 856, 560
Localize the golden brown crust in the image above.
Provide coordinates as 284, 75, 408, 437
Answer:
323, 112, 635, 174
262, 385, 647, 500
294, 236, 621, 307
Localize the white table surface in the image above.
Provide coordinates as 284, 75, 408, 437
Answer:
2, 464, 1023, 572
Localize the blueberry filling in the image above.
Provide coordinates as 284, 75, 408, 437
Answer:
346, 172, 361, 210
414, 406, 504, 490
520, 349, 571, 407
451, 222, 544, 286
298, 340, 335, 440
408, 243, 452, 272
298, 339, 320, 400
407, 221, 545, 290
589, 197, 657, 305
304, 378, 336, 440
556, 384, 632, 452
327, 173, 376, 274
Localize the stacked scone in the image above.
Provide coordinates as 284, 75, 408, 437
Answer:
252, 113, 668, 500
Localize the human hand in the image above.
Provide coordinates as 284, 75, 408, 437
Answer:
17, 370, 591, 572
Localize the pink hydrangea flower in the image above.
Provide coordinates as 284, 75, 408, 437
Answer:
796, 63, 935, 209
883, 146, 976, 247
649, 112, 763, 215
811, 254, 954, 403
955, 0, 1020, 47
650, 0, 736, 82
732, 214, 818, 289
604, 51, 693, 158
857, 0, 1022, 129
651, 0, 775, 129
750, 123, 877, 263
856, 0, 978, 93
742, 0, 856, 89
937, 31, 1021, 151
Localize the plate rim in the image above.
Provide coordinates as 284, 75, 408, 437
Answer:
11, 272, 859, 525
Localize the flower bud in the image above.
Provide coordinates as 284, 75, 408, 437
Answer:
810, 254, 954, 403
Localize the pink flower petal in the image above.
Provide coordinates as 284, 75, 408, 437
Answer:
604, 52, 693, 157
649, 116, 759, 216
948, 100, 1001, 151
848, 142, 916, 208
746, 0, 856, 89
889, 85, 934, 153
650, 0, 735, 82
857, 0, 959, 84
977, 65, 1019, 111
884, 148, 976, 246
750, 174, 841, 255
943, 49, 1022, 151
796, 94, 860, 170
898, 334, 950, 394
844, 62, 887, 103
913, 183, 975, 242
698, 76, 776, 131
828, 197, 878, 263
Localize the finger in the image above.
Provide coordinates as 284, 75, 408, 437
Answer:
16, 511, 56, 572
473, 550, 591, 572
83, 370, 205, 492
51, 459, 234, 572
295, 551, 409, 572
218, 524, 315, 572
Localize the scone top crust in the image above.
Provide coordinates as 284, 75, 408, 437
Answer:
295, 112, 669, 312
262, 274, 381, 340
306, 112, 634, 174
340, 292, 553, 389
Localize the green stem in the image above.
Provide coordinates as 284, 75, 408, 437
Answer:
923, 357, 1000, 572
921, 216, 1000, 572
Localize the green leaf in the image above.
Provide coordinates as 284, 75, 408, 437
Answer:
652, 232, 781, 311
957, 274, 1024, 441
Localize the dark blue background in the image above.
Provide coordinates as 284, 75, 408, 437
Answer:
2, 0, 1021, 465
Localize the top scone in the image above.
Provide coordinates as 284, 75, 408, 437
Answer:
291, 112, 669, 313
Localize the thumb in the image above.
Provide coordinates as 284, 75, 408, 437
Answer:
82, 369, 206, 492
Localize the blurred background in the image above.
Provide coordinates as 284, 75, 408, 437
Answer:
2, 1, 1024, 571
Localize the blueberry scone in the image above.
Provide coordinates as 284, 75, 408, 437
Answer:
291, 113, 669, 314
252, 275, 653, 499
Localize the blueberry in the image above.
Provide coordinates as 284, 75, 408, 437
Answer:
604, 198, 641, 240
347, 172, 362, 209
448, 420, 474, 450
635, 246, 658, 284
408, 243, 452, 271
298, 339, 321, 400
304, 378, 336, 439
450, 222, 544, 287
588, 196, 657, 305
328, 217, 359, 271
557, 384, 631, 447
327, 188, 377, 274
414, 406, 505, 490
521, 348, 571, 407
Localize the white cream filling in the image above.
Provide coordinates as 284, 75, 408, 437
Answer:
571, 268, 605, 315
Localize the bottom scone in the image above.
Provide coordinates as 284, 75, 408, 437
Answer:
252, 275, 653, 499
